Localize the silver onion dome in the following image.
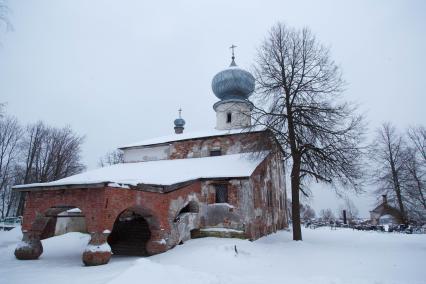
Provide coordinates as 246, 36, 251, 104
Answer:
211, 60, 255, 101
174, 118, 185, 127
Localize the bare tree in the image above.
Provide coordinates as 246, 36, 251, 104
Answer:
0, 115, 21, 218
402, 147, 426, 223
14, 122, 85, 215
252, 23, 365, 240
0, 103, 5, 117
401, 126, 426, 223
301, 204, 316, 221
369, 123, 407, 223
0, 0, 12, 34
320, 208, 335, 223
407, 126, 426, 163
98, 149, 124, 167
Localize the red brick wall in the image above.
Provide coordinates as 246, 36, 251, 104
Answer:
23, 182, 203, 234
21, 182, 204, 254
22, 188, 107, 233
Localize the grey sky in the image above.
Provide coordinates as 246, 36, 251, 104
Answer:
1, 0, 425, 217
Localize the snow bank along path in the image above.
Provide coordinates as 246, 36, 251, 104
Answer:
0, 227, 425, 284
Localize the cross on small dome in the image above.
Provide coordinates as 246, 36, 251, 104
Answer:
174, 108, 185, 134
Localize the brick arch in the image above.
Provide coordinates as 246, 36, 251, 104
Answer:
26, 204, 90, 240
107, 207, 152, 256
172, 200, 200, 221
21, 189, 104, 233
370, 204, 404, 225
110, 205, 161, 233
107, 205, 167, 255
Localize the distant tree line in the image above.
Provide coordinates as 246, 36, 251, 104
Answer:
290, 198, 360, 224
0, 106, 85, 218
98, 149, 123, 167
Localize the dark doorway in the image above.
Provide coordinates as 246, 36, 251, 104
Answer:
107, 210, 151, 256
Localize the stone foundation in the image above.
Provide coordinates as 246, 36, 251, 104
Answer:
14, 232, 43, 260
82, 232, 111, 266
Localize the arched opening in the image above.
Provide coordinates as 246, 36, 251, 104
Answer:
40, 206, 87, 239
16, 205, 89, 262
107, 209, 151, 256
54, 207, 87, 236
379, 214, 398, 225
174, 201, 199, 223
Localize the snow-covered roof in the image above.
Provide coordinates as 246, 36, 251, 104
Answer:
119, 127, 264, 149
14, 152, 267, 191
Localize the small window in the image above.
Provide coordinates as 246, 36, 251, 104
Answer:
267, 190, 273, 208
210, 149, 221, 156
215, 184, 228, 203
226, 112, 232, 123
174, 201, 199, 222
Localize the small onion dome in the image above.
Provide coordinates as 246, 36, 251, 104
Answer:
211, 61, 255, 101
174, 117, 185, 127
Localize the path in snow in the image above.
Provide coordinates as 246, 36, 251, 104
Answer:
0, 227, 425, 284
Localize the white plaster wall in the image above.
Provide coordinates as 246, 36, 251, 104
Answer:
215, 101, 252, 130
123, 145, 170, 162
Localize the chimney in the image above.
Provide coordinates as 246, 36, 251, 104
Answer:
382, 194, 387, 204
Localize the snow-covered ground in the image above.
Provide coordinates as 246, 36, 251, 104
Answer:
0, 227, 425, 284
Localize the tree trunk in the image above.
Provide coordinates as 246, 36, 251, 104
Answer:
291, 155, 302, 240
286, 101, 302, 240
388, 150, 406, 223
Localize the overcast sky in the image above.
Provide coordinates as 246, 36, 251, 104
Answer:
1, 0, 425, 217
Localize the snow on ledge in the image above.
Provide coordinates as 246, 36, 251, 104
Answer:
16, 240, 31, 249
66, 208, 81, 213
208, 203, 235, 208
84, 243, 111, 253
200, 227, 244, 233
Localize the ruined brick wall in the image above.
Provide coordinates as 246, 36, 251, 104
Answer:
169, 132, 264, 159
199, 178, 252, 232
122, 131, 267, 162
247, 152, 288, 240
21, 182, 205, 255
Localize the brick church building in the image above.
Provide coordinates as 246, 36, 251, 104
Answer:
13, 53, 288, 266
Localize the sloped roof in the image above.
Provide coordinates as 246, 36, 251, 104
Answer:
119, 127, 264, 149
13, 152, 267, 191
